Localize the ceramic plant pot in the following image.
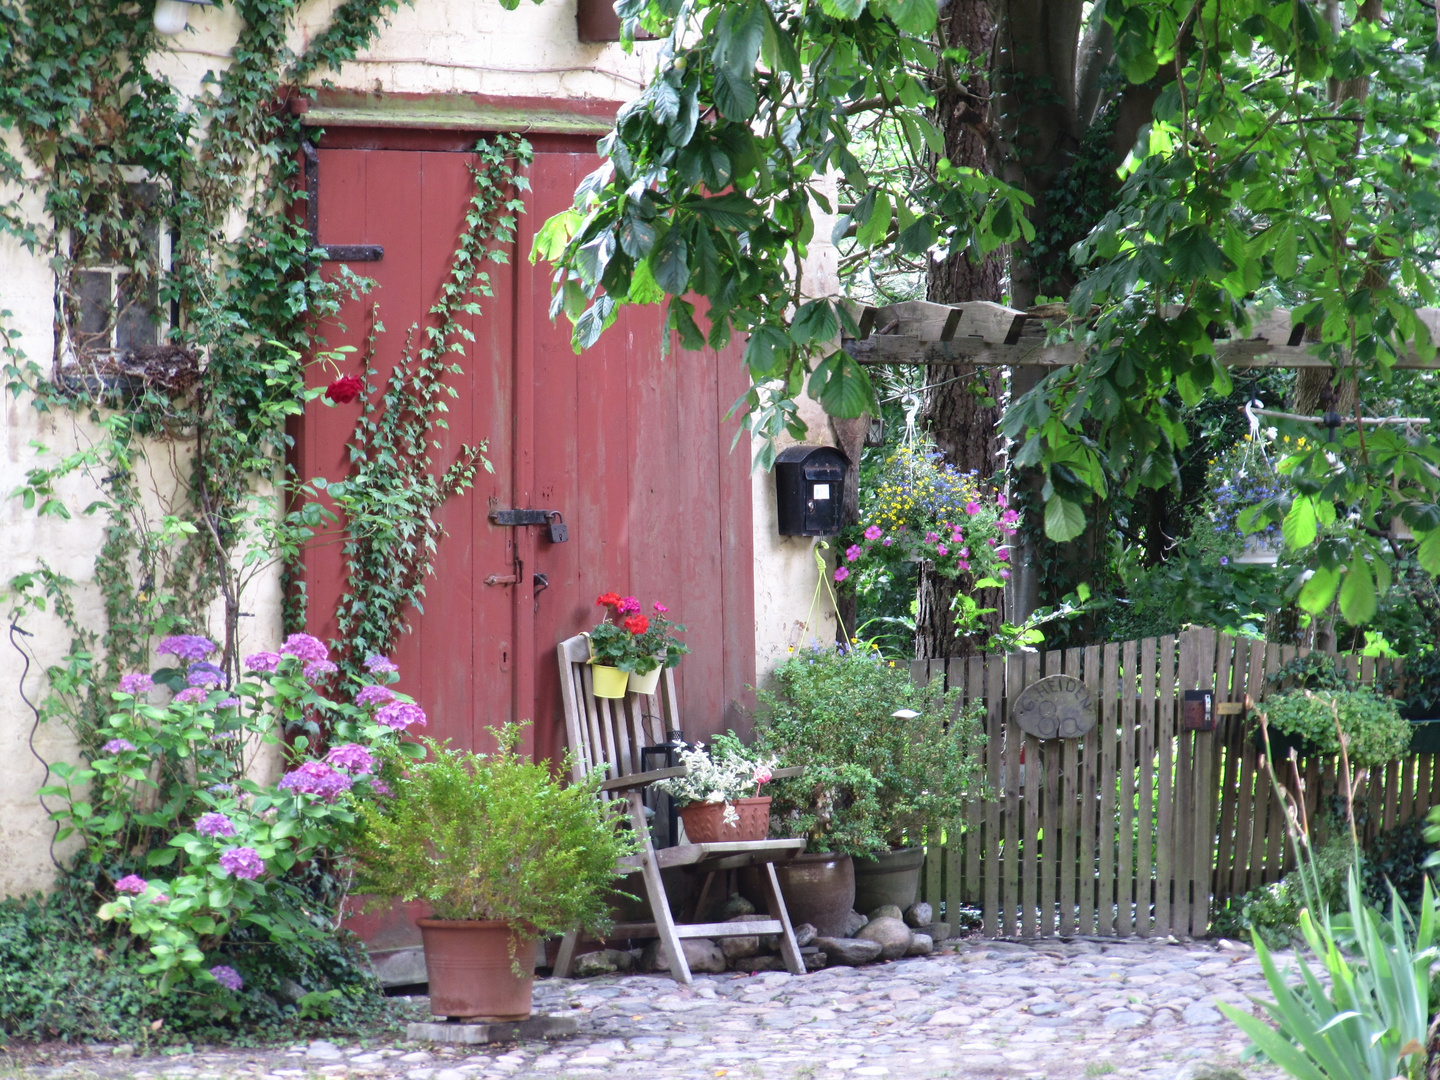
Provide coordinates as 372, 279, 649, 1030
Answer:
851, 845, 926, 914
679, 796, 771, 843
772, 852, 855, 937
590, 663, 629, 699
627, 665, 663, 695
417, 918, 536, 1021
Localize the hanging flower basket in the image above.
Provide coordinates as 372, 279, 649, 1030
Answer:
1233, 533, 1283, 566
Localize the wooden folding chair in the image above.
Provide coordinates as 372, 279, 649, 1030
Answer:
553, 633, 808, 984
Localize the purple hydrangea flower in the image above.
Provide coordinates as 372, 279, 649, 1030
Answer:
209, 964, 243, 991
326, 743, 377, 775
114, 874, 147, 895
369, 779, 393, 797
303, 659, 338, 680
118, 673, 153, 695
151, 893, 169, 904
195, 812, 237, 838
280, 633, 329, 663
218, 846, 265, 880
187, 662, 225, 687
157, 635, 218, 662
364, 654, 398, 674
103, 738, 136, 754
243, 651, 282, 673
174, 687, 209, 705
217, 697, 240, 709
355, 684, 395, 707
278, 761, 353, 800
375, 701, 427, 730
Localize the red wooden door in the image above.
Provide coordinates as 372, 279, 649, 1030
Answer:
293, 135, 755, 769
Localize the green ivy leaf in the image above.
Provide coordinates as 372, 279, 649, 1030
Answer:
1043, 496, 1086, 542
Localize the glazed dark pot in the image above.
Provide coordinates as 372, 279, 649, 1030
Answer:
852, 845, 926, 914
417, 919, 536, 1021
773, 852, 855, 937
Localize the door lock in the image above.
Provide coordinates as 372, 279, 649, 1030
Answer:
547, 512, 568, 544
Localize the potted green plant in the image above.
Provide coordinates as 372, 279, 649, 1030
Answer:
651, 739, 777, 842
587, 593, 686, 697
351, 728, 635, 1020
750, 645, 985, 929
1259, 686, 1412, 767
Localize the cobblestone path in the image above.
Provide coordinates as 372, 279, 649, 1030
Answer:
12, 939, 1287, 1080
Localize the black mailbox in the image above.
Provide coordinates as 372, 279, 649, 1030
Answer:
775, 445, 850, 536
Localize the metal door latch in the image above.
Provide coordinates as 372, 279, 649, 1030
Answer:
488, 507, 568, 543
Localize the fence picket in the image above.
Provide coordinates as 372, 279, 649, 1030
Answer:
1003, 655, 1022, 937
1117, 639, 1138, 935
1021, 651, 1043, 938
1155, 635, 1176, 937
1060, 647, 1083, 937
1079, 645, 1102, 936
1098, 642, 1120, 935
1136, 638, 1156, 936
984, 655, 1003, 937
1191, 629, 1221, 936
960, 655, 984, 920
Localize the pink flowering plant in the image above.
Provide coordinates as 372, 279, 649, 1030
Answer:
38, 630, 427, 986
588, 592, 688, 675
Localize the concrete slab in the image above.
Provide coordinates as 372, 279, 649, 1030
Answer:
405, 1015, 581, 1045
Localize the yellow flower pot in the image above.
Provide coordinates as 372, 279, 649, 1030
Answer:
590, 663, 629, 699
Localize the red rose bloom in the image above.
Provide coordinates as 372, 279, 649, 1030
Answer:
596, 592, 622, 609
622, 614, 649, 635
325, 375, 363, 404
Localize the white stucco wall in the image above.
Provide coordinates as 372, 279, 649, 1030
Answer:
0, 0, 832, 896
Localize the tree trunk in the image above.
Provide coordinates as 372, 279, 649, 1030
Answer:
916, 0, 1005, 660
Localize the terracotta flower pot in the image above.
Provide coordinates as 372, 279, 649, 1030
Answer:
852, 845, 926, 914
590, 664, 628, 698
773, 852, 855, 937
679, 796, 771, 843
417, 918, 536, 1021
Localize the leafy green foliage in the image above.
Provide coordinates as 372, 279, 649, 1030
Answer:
752, 645, 984, 852
1262, 688, 1411, 767
1210, 834, 1357, 948
350, 730, 636, 935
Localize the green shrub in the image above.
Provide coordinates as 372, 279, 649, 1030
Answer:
751, 646, 986, 854
351, 729, 635, 937
1210, 835, 1356, 947
1262, 687, 1411, 765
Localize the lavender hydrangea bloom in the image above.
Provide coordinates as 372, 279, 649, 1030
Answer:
209, 964, 244, 991
157, 635, 218, 662
195, 812, 237, 838
242, 651, 282, 673
278, 761, 353, 800
114, 874, 147, 895
174, 687, 209, 705
187, 662, 225, 687
325, 743, 376, 776
303, 659, 338, 680
375, 701, 427, 730
369, 779, 393, 797
354, 684, 395, 707
118, 673, 154, 695
280, 633, 328, 663
103, 738, 136, 754
218, 846, 265, 880
364, 653, 398, 674
217, 697, 240, 710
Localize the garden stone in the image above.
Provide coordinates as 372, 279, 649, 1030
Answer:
719, 894, 755, 919
843, 911, 869, 935
1182, 1003, 1225, 1025
793, 922, 817, 947
814, 936, 883, 965
902, 902, 932, 928
927, 1006, 977, 1025
720, 915, 761, 960
572, 948, 633, 977
730, 955, 787, 973
307, 1044, 345, 1062
804, 950, 829, 971
856, 916, 912, 960
111, 1047, 134, 1059
642, 936, 727, 974
866, 904, 903, 922
921, 921, 952, 942
905, 933, 933, 956
1170, 1066, 1247, 1080
1103, 1010, 1148, 1029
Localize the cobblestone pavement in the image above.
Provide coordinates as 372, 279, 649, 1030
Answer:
11, 939, 1288, 1080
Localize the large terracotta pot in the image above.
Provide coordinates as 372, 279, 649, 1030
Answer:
679, 796, 771, 843
773, 852, 855, 937
852, 845, 926, 914
417, 919, 536, 1021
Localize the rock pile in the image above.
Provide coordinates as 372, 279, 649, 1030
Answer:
567, 896, 953, 977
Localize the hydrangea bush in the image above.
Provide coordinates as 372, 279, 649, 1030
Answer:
41, 633, 426, 987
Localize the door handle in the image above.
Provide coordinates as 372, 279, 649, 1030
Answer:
484, 574, 519, 586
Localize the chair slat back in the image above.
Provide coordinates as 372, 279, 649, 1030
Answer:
557, 633, 677, 788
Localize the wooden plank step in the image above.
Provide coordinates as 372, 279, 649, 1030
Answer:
654, 839, 806, 868
673, 920, 784, 939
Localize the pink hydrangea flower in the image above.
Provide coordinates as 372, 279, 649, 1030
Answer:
364, 654, 398, 674
375, 701, 427, 730
187, 662, 225, 687
151, 893, 169, 904
278, 761, 353, 800
243, 651, 282, 673
863, 525, 882, 540
157, 635, 217, 662
355, 684, 395, 707
845, 544, 861, 562
174, 687, 209, 705
114, 874, 147, 895
218, 847, 265, 880
195, 812, 237, 838
103, 738, 136, 754
280, 633, 328, 663
326, 743, 377, 776
304, 660, 338, 680
119, 673, 153, 695
833, 566, 849, 583
210, 965, 243, 991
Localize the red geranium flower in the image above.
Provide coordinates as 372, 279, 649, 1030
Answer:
325, 375, 363, 404
596, 592, 622, 609
622, 614, 649, 635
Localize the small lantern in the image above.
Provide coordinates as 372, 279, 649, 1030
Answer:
775, 445, 849, 536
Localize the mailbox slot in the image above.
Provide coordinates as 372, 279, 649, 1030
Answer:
775, 445, 850, 537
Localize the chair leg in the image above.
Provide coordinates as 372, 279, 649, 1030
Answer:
554, 930, 581, 978
628, 792, 691, 985
760, 861, 805, 976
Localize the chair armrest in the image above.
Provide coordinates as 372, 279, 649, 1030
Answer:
770, 766, 804, 780
600, 765, 689, 792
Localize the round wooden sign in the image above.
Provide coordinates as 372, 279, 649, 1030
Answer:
1012, 675, 1097, 740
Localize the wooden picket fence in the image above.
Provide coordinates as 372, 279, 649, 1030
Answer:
915, 628, 1437, 939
